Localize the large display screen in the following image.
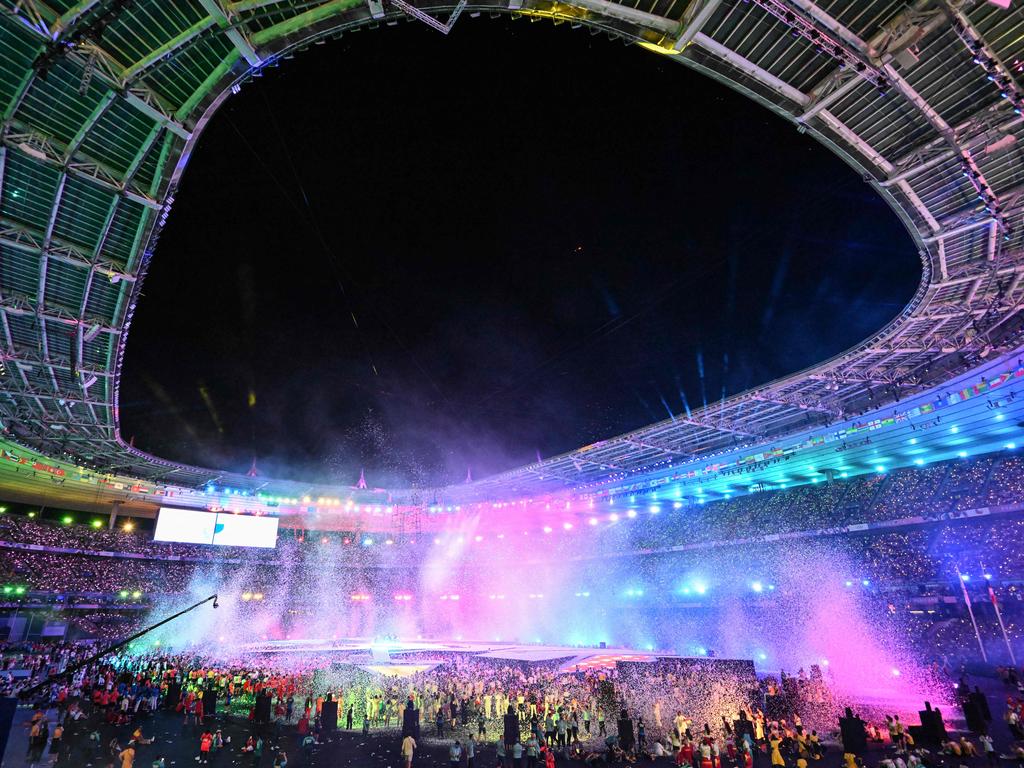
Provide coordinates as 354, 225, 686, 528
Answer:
153, 508, 217, 545
154, 508, 279, 548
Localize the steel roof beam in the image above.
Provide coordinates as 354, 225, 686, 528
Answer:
933, 265, 1021, 290
673, 0, 722, 51
693, 32, 809, 107
0, 384, 110, 409
66, 91, 116, 158
0, 219, 135, 284
947, 4, 1021, 95
122, 17, 218, 83
48, 0, 101, 36
788, 0, 958, 148
623, 437, 690, 458
8, 351, 113, 379
923, 215, 995, 244
196, 0, 263, 66
12, 17, 191, 143
36, 169, 67, 395
0, 295, 120, 335
1, 125, 162, 208
799, 69, 860, 122
122, 91, 191, 142
568, 0, 677, 34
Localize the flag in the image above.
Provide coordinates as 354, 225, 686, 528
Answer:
957, 569, 972, 606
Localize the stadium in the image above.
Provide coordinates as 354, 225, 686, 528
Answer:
1, 0, 1024, 766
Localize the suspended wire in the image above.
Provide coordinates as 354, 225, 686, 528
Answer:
256, 92, 457, 402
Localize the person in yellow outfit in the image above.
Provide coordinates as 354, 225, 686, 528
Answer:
796, 731, 808, 757
809, 731, 822, 760
843, 752, 857, 768
770, 736, 785, 767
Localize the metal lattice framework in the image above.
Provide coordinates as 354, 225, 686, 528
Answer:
1, 0, 1024, 498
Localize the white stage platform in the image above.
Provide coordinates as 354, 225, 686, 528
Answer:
240, 637, 674, 671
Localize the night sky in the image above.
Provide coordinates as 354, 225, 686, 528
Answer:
118, 17, 920, 488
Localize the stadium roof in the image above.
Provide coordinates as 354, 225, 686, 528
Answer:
1, 0, 1024, 498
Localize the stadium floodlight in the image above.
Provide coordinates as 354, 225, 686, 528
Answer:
119, 590, 129, 598
14, 587, 25, 595
62, 515, 73, 525
131, 590, 142, 599
91, 520, 103, 529
751, 581, 763, 593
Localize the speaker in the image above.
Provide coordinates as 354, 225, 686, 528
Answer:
165, 683, 181, 709
254, 694, 271, 724
322, 700, 338, 731
970, 690, 992, 723
0, 696, 18, 763
839, 714, 867, 756
402, 705, 420, 739
202, 690, 217, 716
503, 712, 519, 746
617, 715, 635, 752
917, 704, 948, 744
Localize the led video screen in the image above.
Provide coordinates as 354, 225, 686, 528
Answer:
153, 508, 279, 548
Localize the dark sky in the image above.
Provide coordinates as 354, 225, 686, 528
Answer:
118, 17, 920, 488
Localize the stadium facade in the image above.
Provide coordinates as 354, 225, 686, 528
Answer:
2, 0, 1024, 530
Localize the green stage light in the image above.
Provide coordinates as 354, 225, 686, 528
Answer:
14, 586, 25, 595
27, 512, 35, 518
119, 590, 129, 598
131, 590, 142, 599
91, 520, 103, 529
62, 515, 73, 525
2, 586, 12, 595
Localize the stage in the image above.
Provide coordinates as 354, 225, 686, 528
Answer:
240, 636, 677, 672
